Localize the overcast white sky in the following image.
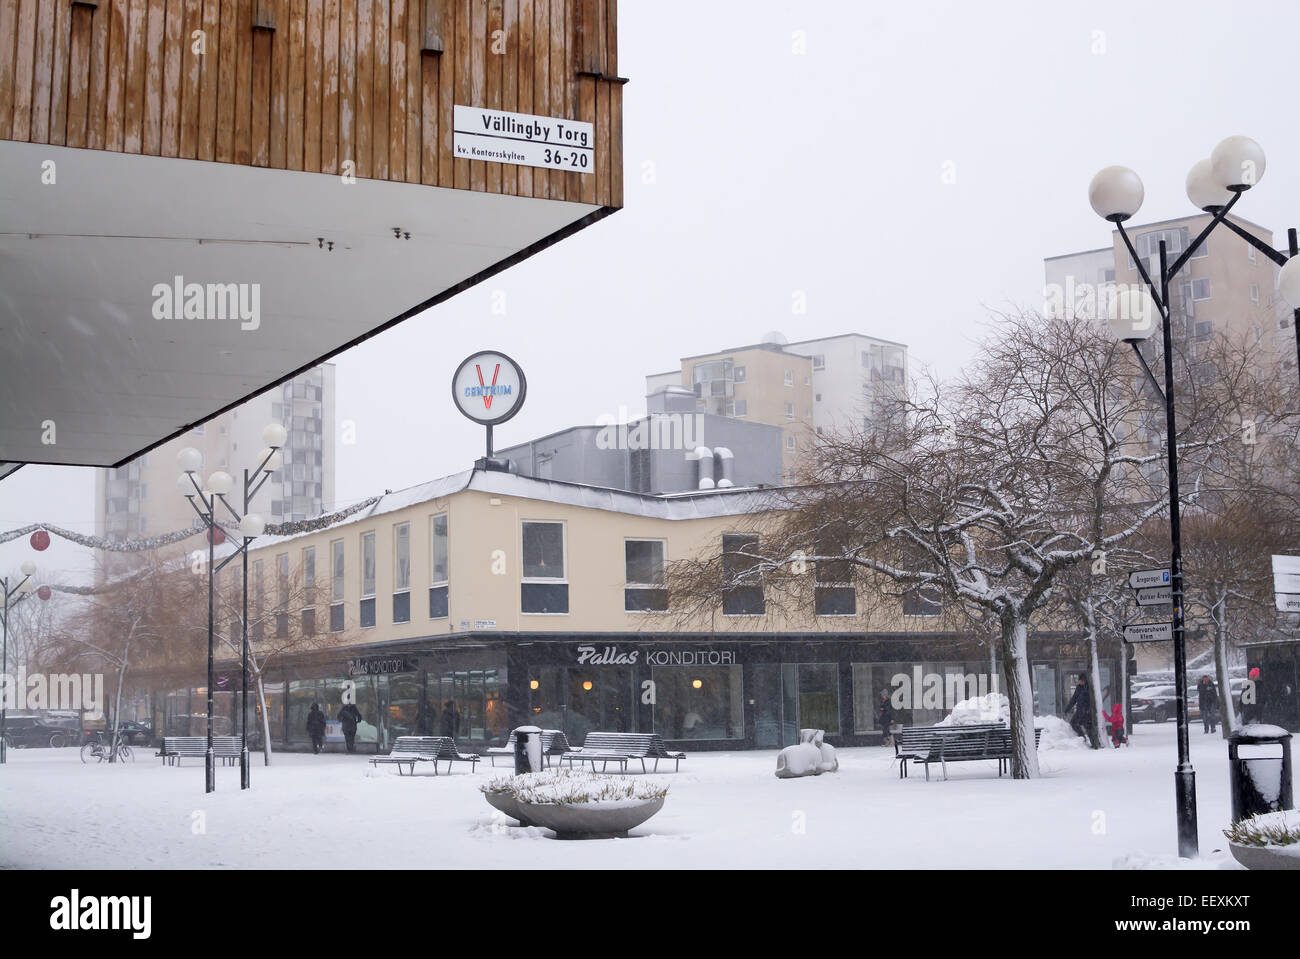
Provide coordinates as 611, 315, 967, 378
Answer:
4, 0, 1299, 583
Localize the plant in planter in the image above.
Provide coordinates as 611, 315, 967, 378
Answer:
480, 768, 669, 839
1223, 810, 1300, 870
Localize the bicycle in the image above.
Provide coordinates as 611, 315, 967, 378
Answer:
80, 732, 134, 764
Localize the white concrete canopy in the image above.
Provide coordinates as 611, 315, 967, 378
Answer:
0, 141, 607, 476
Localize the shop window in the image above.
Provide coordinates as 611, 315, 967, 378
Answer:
522, 521, 567, 614
625, 539, 668, 612
722, 533, 764, 615
798, 663, 840, 735
652, 666, 744, 740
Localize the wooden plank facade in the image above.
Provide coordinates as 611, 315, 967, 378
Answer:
0, 0, 623, 206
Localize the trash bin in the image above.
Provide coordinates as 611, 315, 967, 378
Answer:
1228, 725, 1293, 824
513, 725, 544, 775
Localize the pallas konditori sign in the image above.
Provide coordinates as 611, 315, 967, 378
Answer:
453, 106, 595, 174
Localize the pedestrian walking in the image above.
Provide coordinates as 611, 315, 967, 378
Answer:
1197, 676, 1219, 734
1065, 674, 1095, 744
879, 689, 895, 748
306, 702, 326, 754
338, 702, 363, 753
438, 699, 460, 740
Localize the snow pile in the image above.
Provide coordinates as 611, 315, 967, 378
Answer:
775, 743, 824, 779
486, 768, 668, 806
1035, 715, 1088, 751
938, 692, 1008, 726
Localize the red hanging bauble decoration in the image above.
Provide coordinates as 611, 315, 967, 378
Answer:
30, 530, 51, 551
37, 585, 52, 601
207, 527, 226, 546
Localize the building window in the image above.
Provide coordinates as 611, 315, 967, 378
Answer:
360, 531, 376, 628
1248, 246, 1257, 264
784, 402, 794, 419
903, 587, 942, 617
301, 607, 316, 636
330, 539, 344, 632
430, 513, 449, 619
652, 666, 744, 740
275, 553, 289, 638
1250, 284, 1260, 305
733, 365, 745, 383
722, 533, 764, 615
302, 546, 315, 606
734, 399, 748, 417
1191, 278, 1211, 300
393, 522, 410, 623
812, 355, 825, 370
783, 370, 794, 387
1194, 320, 1213, 339
625, 539, 668, 612
814, 548, 856, 617
786, 435, 796, 452
522, 521, 568, 614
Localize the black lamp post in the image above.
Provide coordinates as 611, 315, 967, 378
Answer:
0, 560, 38, 765
176, 425, 282, 793
1089, 134, 1288, 859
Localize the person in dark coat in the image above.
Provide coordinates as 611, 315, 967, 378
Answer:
338, 702, 363, 753
879, 689, 896, 747
1197, 676, 1219, 734
1065, 674, 1094, 743
306, 703, 326, 754
414, 699, 434, 736
437, 700, 460, 739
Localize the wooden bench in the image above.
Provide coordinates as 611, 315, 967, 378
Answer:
484, 729, 573, 767
897, 725, 1043, 781
369, 736, 481, 775
157, 736, 242, 766
559, 732, 686, 774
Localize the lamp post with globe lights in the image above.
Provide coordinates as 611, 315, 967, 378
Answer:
177, 423, 284, 793
1089, 135, 1287, 858
1, 560, 45, 764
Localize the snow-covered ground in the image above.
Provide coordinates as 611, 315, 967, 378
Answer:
0, 722, 1263, 868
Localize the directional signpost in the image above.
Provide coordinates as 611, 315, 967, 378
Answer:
1123, 621, 1174, 643
1274, 555, 1300, 614
1135, 585, 1172, 607
1128, 568, 1171, 590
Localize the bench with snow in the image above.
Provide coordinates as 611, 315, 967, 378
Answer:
895, 725, 1042, 780
483, 729, 574, 767
558, 732, 686, 774
158, 736, 242, 766
368, 736, 481, 776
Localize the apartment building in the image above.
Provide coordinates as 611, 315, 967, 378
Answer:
135, 465, 1107, 754
645, 332, 909, 482
95, 365, 336, 553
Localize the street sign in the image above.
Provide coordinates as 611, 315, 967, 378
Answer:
1277, 593, 1300, 614
452, 350, 527, 426
1273, 554, 1300, 575
1128, 568, 1171, 590
1135, 585, 1172, 607
1273, 572, 1300, 594
1124, 621, 1174, 643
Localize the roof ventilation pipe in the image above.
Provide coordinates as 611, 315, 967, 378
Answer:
689, 446, 716, 489
714, 447, 735, 488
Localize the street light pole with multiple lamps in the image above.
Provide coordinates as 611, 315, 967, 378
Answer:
1089, 134, 1291, 859
176, 423, 285, 794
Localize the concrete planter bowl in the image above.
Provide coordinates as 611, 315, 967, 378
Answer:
513, 796, 665, 840
1228, 841, 1300, 871
480, 769, 668, 839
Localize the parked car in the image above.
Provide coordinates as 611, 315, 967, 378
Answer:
1131, 684, 1220, 723
2, 717, 75, 748
83, 721, 154, 746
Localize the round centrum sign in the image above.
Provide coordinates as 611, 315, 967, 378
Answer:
452, 350, 527, 426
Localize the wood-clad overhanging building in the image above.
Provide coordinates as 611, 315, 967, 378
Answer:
0, 0, 624, 477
